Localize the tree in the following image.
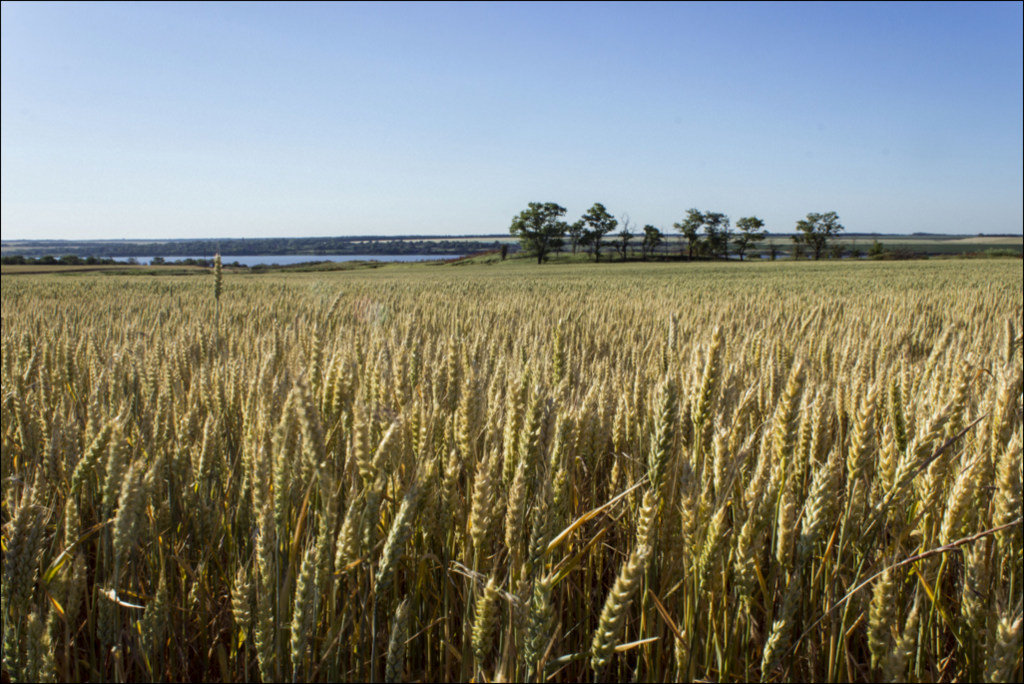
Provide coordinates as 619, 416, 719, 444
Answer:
674, 208, 704, 260
581, 203, 618, 262
868, 239, 885, 259
641, 225, 662, 261
615, 214, 634, 261
703, 212, 731, 259
567, 220, 585, 255
509, 202, 567, 264
733, 216, 767, 260
793, 211, 844, 260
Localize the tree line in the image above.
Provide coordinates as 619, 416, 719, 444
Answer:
509, 202, 845, 264
0, 237, 490, 258
0, 254, 244, 268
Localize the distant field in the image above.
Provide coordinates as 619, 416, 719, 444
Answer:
745, 234, 1022, 257
935, 235, 1024, 244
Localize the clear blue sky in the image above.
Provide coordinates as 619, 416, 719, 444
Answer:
2, 1, 1022, 239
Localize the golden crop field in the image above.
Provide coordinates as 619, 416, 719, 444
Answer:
1, 259, 1021, 683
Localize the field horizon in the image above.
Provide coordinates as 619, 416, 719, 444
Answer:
2, 232, 1022, 264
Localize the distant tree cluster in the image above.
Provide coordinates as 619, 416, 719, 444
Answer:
0, 236, 485, 259
0, 254, 121, 266
510, 203, 845, 263
0, 254, 253, 268
155, 257, 250, 268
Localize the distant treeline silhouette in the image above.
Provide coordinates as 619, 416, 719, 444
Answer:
509, 202, 846, 263
0, 237, 499, 258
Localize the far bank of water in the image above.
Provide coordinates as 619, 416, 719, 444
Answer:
128, 254, 463, 266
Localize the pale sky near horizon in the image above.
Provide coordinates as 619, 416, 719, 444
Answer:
2, 1, 1022, 240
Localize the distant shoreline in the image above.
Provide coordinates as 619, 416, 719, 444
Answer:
0, 237, 504, 259
3, 233, 1020, 260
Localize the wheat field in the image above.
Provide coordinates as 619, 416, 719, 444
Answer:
1, 259, 1021, 682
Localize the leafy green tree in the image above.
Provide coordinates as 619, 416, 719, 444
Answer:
674, 208, 704, 259
567, 220, 585, 255
868, 239, 885, 259
733, 216, 767, 260
509, 202, 568, 264
703, 212, 731, 259
615, 214, 634, 261
641, 225, 662, 261
581, 203, 618, 262
793, 211, 844, 260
